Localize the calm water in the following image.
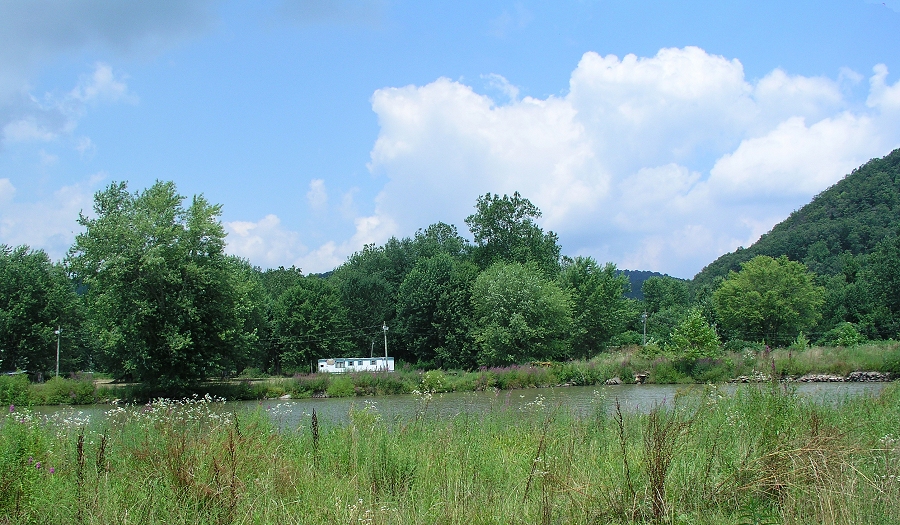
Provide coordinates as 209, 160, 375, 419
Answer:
31, 381, 890, 430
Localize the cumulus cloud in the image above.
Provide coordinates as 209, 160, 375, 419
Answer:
306, 179, 328, 212
365, 47, 900, 277
0, 174, 104, 260
224, 210, 396, 274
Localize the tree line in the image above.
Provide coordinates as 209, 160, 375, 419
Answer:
2, 179, 899, 390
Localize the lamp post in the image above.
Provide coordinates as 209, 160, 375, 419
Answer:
641, 312, 647, 347
54, 326, 62, 377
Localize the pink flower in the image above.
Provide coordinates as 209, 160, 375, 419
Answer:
35, 462, 41, 469
49, 467, 55, 474
8, 404, 13, 412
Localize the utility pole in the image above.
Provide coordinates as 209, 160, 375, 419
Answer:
54, 326, 62, 377
641, 312, 647, 347
382, 322, 389, 358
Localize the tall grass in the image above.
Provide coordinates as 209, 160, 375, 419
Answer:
2, 384, 900, 523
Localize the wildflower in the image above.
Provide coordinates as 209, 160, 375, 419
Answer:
49, 467, 55, 474
35, 462, 41, 469
8, 404, 13, 412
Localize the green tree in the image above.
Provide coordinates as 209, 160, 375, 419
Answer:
559, 257, 632, 358
67, 181, 246, 390
667, 308, 721, 360
410, 222, 469, 260
272, 276, 353, 372
330, 238, 417, 352
642, 276, 690, 314
395, 253, 478, 369
470, 262, 572, 366
224, 257, 268, 375
868, 232, 900, 337
713, 255, 825, 346
465, 192, 561, 276
0, 246, 81, 376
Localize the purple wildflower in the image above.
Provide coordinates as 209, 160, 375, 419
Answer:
8, 404, 13, 412
49, 467, 55, 474
35, 462, 41, 469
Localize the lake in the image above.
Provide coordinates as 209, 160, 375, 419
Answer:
31, 381, 890, 430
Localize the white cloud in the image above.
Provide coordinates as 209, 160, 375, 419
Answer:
0, 178, 15, 203
707, 113, 880, 199
365, 47, 900, 277
69, 63, 133, 104
224, 210, 395, 273
868, 64, 900, 112
0, 175, 103, 259
1, 63, 133, 146
225, 214, 307, 267
306, 179, 328, 212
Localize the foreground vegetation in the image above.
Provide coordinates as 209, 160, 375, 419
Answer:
3, 381, 900, 524
3, 341, 898, 406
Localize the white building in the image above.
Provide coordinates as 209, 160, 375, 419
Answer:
317, 357, 395, 373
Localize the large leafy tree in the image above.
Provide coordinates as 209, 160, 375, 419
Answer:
330, 239, 417, 351
471, 262, 572, 366
395, 253, 478, 369
867, 232, 900, 337
67, 181, 246, 390
713, 255, 825, 345
559, 257, 632, 358
272, 276, 354, 373
642, 276, 690, 314
465, 192, 561, 276
0, 246, 81, 375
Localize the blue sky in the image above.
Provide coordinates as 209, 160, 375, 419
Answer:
1, 0, 899, 278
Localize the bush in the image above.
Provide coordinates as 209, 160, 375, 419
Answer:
0, 375, 30, 406
820, 322, 866, 348
421, 370, 448, 393
650, 360, 690, 384
30, 377, 96, 405
690, 358, 734, 383
326, 376, 355, 398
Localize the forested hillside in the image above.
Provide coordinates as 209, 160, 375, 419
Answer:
693, 148, 900, 289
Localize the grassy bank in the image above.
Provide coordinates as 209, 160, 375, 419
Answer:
3, 341, 899, 405
3, 383, 900, 524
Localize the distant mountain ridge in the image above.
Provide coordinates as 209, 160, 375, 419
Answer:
692, 148, 900, 288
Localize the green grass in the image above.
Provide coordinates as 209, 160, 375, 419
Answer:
3, 384, 900, 523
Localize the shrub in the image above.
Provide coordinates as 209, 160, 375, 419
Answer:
30, 377, 96, 405
690, 358, 734, 383
0, 375, 30, 406
421, 370, 448, 393
650, 360, 690, 384
326, 376, 355, 398
821, 322, 866, 348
